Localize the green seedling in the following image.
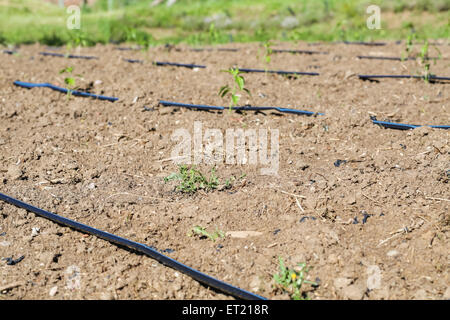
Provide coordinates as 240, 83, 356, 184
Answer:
187, 225, 225, 242
401, 32, 416, 61
273, 257, 317, 300
67, 30, 89, 52
219, 67, 251, 110
164, 165, 219, 193
262, 40, 273, 71
59, 66, 83, 98
418, 40, 432, 82
420, 41, 443, 83
223, 171, 247, 189
124, 27, 152, 50
209, 23, 219, 43
224, 176, 234, 188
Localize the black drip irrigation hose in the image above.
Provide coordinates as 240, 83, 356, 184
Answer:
159, 100, 324, 116
115, 47, 142, 51
357, 55, 440, 61
0, 192, 266, 300
238, 68, 319, 76
371, 117, 450, 130
217, 48, 240, 52
154, 61, 206, 69
358, 74, 450, 82
39, 52, 99, 60
13, 81, 118, 102
123, 58, 144, 64
272, 49, 328, 55
190, 48, 239, 52
190, 48, 211, 52
339, 41, 387, 46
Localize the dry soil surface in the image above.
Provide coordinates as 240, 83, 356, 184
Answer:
0, 41, 449, 300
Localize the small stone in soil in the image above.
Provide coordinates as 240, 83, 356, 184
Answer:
352, 217, 359, 224
387, 250, 400, 257
0, 232, 6, 236
49, 286, 58, 297
31, 227, 40, 237
273, 229, 281, 235
3, 255, 25, 266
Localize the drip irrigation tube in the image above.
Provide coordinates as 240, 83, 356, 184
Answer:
358, 56, 405, 61
39, 52, 99, 60
191, 48, 239, 52
0, 192, 266, 300
357, 56, 439, 61
272, 49, 328, 55
159, 100, 324, 116
124, 58, 144, 64
238, 68, 319, 76
154, 61, 206, 69
340, 41, 386, 46
190, 48, 213, 52
371, 117, 450, 130
359, 74, 450, 82
13, 81, 118, 102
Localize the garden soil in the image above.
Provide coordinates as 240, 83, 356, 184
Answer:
0, 41, 448, 300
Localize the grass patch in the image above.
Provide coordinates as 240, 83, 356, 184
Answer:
0, 0, 448, 46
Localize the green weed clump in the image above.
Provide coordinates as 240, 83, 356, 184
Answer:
1, 0, 448, 46
187, 225, 225, 241
273, 257, 317, 300
219, 67, 251, 110
164, 165, 219, 193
